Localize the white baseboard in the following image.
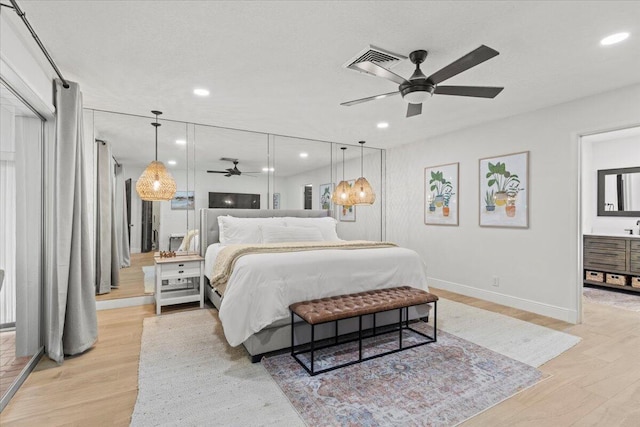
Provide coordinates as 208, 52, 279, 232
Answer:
429, 277, 579, 324
96, 295, 154, 311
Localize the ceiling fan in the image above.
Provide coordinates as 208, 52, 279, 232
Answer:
207, 159, 260, 178
341, 45, 504, 117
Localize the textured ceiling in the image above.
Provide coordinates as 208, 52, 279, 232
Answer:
14, 1, 640, 152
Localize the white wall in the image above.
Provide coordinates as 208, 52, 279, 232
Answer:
386, 84, 640, 323
582, 133, 640, 235
0, 12, 55, 115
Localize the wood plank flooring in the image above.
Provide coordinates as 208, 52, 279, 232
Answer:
95, 252, 155, 301
1, 288, 639, 426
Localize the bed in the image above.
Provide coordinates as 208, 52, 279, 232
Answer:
200, 208, 430, 361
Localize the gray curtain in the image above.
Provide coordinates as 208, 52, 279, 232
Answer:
115, 164, 130, 268
46, 80, 97, 363
96, 141, 120, 293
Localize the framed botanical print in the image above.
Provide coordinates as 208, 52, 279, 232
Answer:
424, 162, 459, 226
479, 151, 529, 228
319, 183, 333, 210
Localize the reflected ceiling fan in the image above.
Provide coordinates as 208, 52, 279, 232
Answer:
207, 158, 260, 178
341, 45, 504, 117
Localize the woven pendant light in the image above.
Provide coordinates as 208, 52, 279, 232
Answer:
349, 141, 376, 205
331, 147, 352, 206
136, 111, 177, 201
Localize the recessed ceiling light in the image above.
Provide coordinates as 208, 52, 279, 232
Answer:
299, 152, 308, 158
600, 32, 629, 46
193, 88, 210, 97
167, 160, 177, 166
377, 122, 389, 129
262, 167, 275, 172
175, 139, 186, 145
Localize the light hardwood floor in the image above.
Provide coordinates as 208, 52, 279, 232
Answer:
95, 252, 155, 301
1, 289, 639, 426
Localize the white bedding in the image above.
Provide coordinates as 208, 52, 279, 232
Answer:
205, 244, 428, 346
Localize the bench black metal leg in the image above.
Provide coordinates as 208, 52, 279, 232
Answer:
335, 319, 338, 344
398, 308, 403, 350
433, 301, 437, 342
358, 315, 362, 361
310, 324, 315, 374
290, 311, 294, 356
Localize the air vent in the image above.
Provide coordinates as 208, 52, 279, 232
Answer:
220, 157, 238, 162
343, 45, 407, 73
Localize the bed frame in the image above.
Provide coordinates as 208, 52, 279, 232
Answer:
199, 208, 430, 362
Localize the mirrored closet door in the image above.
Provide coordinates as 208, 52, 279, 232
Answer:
0, 81, 44, 410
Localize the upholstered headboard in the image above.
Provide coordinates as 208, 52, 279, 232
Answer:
199, 209, 331, 255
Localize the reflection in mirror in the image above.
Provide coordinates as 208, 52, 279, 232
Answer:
89, 110, 193, 300
597, 167, 640, 217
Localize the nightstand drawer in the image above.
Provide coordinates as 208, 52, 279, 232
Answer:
161, 261, 201, 277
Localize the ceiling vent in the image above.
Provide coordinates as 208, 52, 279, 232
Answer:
343, 45, 407, 75
220, 157, 238, 162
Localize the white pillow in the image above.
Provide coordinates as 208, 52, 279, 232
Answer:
282, 217, 340, 241
260, 225, 324, 244
218, 216, 286, 244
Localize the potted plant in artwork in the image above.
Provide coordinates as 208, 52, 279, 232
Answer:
429, 171, 453, 207
485, 190, 496, 212
505, 190, 517, 217
442, 191, 453, 217
486, 162, 520, 206
428, 193, 436, 213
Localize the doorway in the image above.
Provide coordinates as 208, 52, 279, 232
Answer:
304, 184, 312, 210
579, 125, 640, 316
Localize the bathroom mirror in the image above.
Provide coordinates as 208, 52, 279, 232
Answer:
597, 166, 640, 217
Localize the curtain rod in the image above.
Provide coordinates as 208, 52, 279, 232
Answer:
4, 0, 70, 89
95, 139, 121, 167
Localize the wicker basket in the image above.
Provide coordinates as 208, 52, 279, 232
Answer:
585, 271, 604, 283
632, 277, 640, 288
606, 273, 627, 286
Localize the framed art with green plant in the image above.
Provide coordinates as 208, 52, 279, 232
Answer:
424, 162, 458, 226
479, 151, 528, 228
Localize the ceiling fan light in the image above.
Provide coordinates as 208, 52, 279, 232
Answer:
349, 177, 376, 205
404, 90, 430, 104
136, 161, 177, 201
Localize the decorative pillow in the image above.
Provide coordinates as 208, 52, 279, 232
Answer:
260, 225, 324, 244
218, 216, 286, 244
282, 217, 340, 241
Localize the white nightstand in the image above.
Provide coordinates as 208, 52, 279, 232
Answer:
154, 254, 204, 315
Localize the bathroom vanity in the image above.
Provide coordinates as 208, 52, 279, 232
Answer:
584, 234, 640, 293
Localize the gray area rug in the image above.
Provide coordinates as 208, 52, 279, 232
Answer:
583, 286, 640, 312
131, 299, 580, 426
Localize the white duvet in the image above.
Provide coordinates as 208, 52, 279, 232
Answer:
205, 243, 428, 347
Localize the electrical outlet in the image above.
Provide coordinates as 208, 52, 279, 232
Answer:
492, 276, 500, 287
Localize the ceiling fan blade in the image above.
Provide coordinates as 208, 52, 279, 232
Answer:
427, 45, 499, 85
207, 170, 229, 173
224, 173, 232, 177
341, 91, 400, 106
352, 62, 409, 85
406, 103, 422, 118
434, 85, 504, 98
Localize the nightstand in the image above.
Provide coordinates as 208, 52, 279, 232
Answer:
154, 254, 204, 315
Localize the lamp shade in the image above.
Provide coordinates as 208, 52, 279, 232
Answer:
349, 176, 376, 205
136, 160, 177, 201
331, 180, 352, 206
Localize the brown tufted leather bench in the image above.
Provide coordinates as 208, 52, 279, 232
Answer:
290, 286, 438, 375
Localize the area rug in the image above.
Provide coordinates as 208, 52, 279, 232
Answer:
436, 298, 581, 367
583, 286, 640, 312
131, 298, 579, 426
130, 309, 304, 426
263, 327, 543, 427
